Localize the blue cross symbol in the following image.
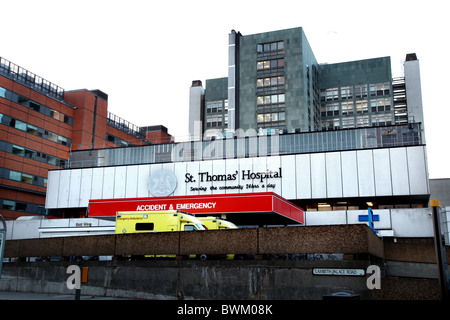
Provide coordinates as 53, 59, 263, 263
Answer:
358, 208, 379, 233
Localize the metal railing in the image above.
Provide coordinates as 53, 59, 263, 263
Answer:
0, 57, 65, 100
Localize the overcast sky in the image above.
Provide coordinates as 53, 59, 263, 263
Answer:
2, 0, 449, 179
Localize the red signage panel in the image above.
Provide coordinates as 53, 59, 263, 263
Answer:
88, 192, 304, 224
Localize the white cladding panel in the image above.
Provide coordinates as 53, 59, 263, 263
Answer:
90, 168, 104, 200
341, 151, 359, 197
357, 150, 375, 197
79, 168, 93, 206
114, 166, 127, 199
136, 165, 150, 197
224, 157, 240, 195
407, 146, 429, 195
373, 148, 392, 196
253, 157, 267, 193
57, 170, 71, 208
199, 160, 213, 195
296, 154, 311, 199
125, 166, 139, 198
281, 156, 295, 199
311, 153, 326, 198
239, 158, 254, 194
45, 170, 60, 208
186, 161, 200, 196
45, 146, 429, 209
212, 159, 226, 195
102, 167, 115, 199
390, 147, 410, 195
325, 152, 342, 198
68, 169, 82, 207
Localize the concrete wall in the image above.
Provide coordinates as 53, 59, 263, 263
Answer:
2, 224, 447, 300
3, 225, 385, 259
0, 259, 440, 300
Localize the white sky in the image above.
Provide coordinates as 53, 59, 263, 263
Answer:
2, 0, 449, 179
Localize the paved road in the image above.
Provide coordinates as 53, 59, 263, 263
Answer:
0, 291, 128, 300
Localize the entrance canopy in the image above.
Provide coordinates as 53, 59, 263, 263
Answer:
88, 192, 304, 226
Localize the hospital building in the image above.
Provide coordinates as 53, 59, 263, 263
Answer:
6, 27, 449, 241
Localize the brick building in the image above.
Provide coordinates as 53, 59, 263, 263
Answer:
0, 56, 172, 219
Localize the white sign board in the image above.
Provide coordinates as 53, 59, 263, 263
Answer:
313, 268, 365, 276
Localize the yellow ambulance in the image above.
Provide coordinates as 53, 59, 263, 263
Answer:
198, 217, 238, 230
115, 210, 207, 234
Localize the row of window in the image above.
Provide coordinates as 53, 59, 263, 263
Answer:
0, 86, 73, 125
206, 100, 228, 114
257, 112, 286, 124
257, 76, 285, 88
321, 98, 392, 117
322, 114, 393, 129
0, 113, 72, 147
1, 199, 47, 215
257, 93, 285, 105
204, 100, 228, 129
257, 41, 284, 54
106, 133, 135, 147
206, 114, 228, 128
257, 58, 285, 71
1, 168, 48, 187
10, 144, 66, 168
320, 82, 390, 101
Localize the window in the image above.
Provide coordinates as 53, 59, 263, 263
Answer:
341, 101, 354, 115
356, 116, 369, 127
2, 200, 15, 211
370, 98, 391, 113
206, 101, 224, 114
135, 223, 154, 231
321, 103, 339, 117
11, 144, 64, 167
322, 88, 339, 101
257, 112, 285, 124
340, 86, 353, 100
0, 86, 73, 125
206, 115, 223, 128
12, 145, 25, 157
29, 101, 40, 112
356, 100, 368, 113
9, 170, 22, 182
57, 136, 68, 146
16, 202, 27, 211
184, 225, 196, 231
21, 173, 33, 184
342, 117, 355, 129
26, 124, 41, 137
257, 76, 285, 88
51, 110, 64, 121
257, 93, 285, 105
257, 59, 284, 70
8, 170, 43, 186
257, 41, 284, 54
13, 119, 27, 131
355, 85, 368, 98
372, 114, 392, 126
370, 82, 390, 96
